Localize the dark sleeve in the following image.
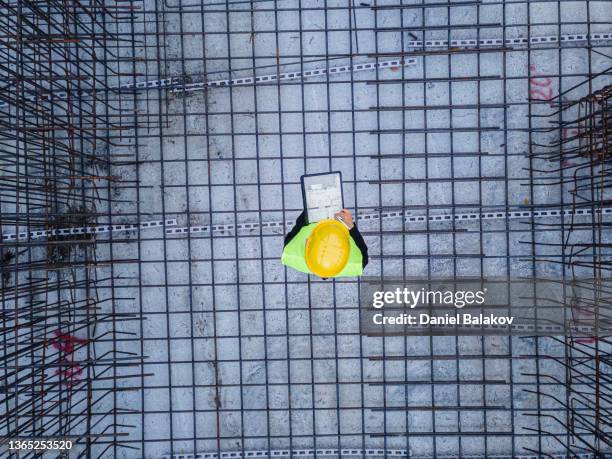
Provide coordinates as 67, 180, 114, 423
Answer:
284, 211, 308, 246
349, 225, 369, 268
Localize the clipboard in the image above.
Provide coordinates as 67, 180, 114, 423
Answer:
301, 171, 344, 223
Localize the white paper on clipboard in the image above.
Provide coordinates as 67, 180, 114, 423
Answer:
302, 172, 343, 223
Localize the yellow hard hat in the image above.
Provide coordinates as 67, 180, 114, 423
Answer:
305, 219, 350, 277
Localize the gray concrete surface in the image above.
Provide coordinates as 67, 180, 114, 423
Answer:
96, 0, 612, 457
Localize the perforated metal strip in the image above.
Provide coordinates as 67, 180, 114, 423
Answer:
174, 58, 417, 93
5, 207, 605, 241
405, 32, 612, 49
0, 77, 180, 109
4, 32, 609, 108
161, 452, 408, 459
172, 32, 612, 93
1, 219, 177, 242
360, 206, 612, 223
165, 207, 611, 236
161, 450, 595, 459
116, 77, 181, 91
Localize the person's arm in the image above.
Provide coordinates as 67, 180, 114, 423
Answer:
284, 210, 308, 246
349, 225, 369, 268
335, 209, 369, 269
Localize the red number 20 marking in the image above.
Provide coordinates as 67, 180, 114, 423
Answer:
529, 64, 555, 106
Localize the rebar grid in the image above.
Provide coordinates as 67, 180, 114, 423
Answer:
0, 1, 156, 457
1, 0, 611, 458
523, 83, 612, 454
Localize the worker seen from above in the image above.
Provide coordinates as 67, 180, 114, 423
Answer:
281, 209, 369, 278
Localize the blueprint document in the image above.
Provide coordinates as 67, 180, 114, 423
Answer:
301, 172, 344, 223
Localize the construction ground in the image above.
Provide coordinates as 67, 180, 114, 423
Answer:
0, 0, 611, 458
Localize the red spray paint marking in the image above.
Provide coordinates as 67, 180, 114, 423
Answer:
562, 126, 579, 141
529, 65, 555, 107
52, 330, 88, 354
528, 67, 593, 341
575, 337, 596, 344
569, 303, 597, 344
561, 125, 579, 167
561, 97, 579, 164
530, 66, 578, 167
50, 330, 88, 387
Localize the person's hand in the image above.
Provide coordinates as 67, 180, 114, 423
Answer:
335, 209, 354, 230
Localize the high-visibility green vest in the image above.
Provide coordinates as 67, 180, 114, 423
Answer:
281, 223, 363, 277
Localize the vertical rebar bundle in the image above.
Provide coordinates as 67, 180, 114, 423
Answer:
0, 1, 147, 455
525, 81, 611, 455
